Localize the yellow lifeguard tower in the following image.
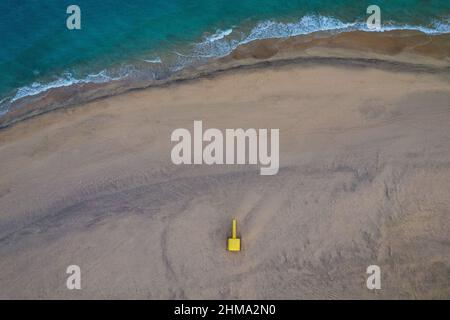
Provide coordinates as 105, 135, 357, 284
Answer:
227, 218, 241, 252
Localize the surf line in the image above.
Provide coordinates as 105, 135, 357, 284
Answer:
170, 120, 279, 175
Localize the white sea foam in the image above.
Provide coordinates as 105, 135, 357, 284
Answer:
205, 28, 233, 42
365, 18, 450, 34
242, 16, 356, 44
431, 17, 450, 33
143, 57, 162, 64
190, 15, 450, 61
10, 70, 122, 103
192, 28, 240, 58
4, 15, 449, 111
243, 15, 450, 43
188, 16, 357, 61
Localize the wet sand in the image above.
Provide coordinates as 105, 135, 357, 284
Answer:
2, 30, 449, 129
0, 32, 450, 299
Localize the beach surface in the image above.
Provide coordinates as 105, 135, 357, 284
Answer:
0, 34, 450, 298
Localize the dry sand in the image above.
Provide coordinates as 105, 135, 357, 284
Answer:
0, 39, 450, 299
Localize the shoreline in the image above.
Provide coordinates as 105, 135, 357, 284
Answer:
1, 29, 449, 130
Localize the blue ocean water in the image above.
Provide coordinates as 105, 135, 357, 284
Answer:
0, 0, 449, 109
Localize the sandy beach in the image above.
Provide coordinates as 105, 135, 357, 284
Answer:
0, 31, 450, 299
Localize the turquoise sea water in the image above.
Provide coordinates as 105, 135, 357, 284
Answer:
0, 0, 449, 110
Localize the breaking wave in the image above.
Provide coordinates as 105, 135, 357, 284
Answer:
3, 14, 449, 115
